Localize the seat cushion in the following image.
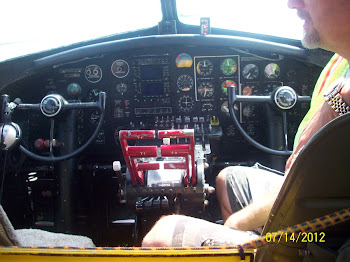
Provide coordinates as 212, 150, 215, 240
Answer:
16, 229, 95, 247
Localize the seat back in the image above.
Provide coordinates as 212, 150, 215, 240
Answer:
257, 113, 350, 262
0, 205, 20, 246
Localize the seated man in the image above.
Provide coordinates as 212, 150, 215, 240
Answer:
142, 0, 350, 247
216, 54, 349, 231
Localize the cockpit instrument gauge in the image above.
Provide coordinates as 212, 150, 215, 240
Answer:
226, 125, 236, 136
242, 85, 254, 96
111, 59, 129, 78
221, 101, 238, 116
198, 82, 214, 98
264, 63, 280, 79
202, 103, 214, 112
242, 64, 259, 80
221, 80, 237, 95
85, 65, 102, 83
220, 101, 230, 116
178, 95, 194, 112
175, 53, 193, 68
243, 105, 256, 118
196, 59, 214, 76
67, 83, 82, 96
116, 83, 128, 94
177, 75, 194, 91
220, 58, 237, 75
90, 110, 101, 126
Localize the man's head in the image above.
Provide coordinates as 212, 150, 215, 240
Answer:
288, 0, 350, 55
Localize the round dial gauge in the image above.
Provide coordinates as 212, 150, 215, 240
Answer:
175, 53, 193, 68
221, 80, 237, 95
85, 65, 102, 83
243, 105, 256, 118
178, 96, 194, 112
67, 83, 82, 96
221, 101, 238, 116
202, 103, 214, 112
264, 63, 280, 79
242, 85, 254, 96
226, 125, 236, 136
116, 83, 127, 94
90, 110, 101, 126
220, 101, 230, 116
220, 58, 237, 75
198, 82, 214, 98
196, 59, 214, 76
177, 74, 194, 91
111, 59, 129, 78
242, 64, 259, 80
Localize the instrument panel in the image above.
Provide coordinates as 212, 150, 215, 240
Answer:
9, 45, 321, 164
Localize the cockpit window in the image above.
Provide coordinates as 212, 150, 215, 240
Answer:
177, 0, 303, 40
0, 0, 162, 62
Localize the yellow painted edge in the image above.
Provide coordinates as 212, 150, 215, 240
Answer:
0, 246, 255, 257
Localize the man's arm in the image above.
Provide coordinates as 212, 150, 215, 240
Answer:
285, 79, 350, 174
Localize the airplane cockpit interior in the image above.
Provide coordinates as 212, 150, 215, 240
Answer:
1, 0, 349, 261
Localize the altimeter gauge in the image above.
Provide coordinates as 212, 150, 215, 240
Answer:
198, 82, 214, 98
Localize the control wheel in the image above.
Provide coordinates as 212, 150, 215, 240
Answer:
227, 85, 310, 156
17, 92, 106, 162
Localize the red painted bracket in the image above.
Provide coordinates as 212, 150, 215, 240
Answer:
119, 129, 196, 187
158, 129, 195, 186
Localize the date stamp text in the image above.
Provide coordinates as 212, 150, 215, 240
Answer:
266, 232, 326, 243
